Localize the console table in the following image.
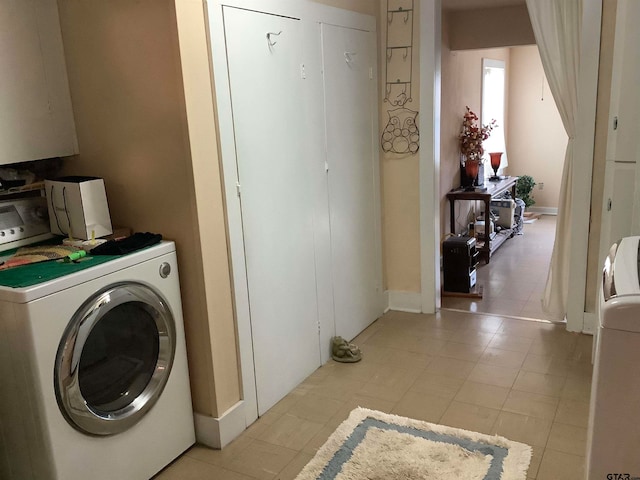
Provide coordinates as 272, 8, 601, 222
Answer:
446, 176, 518, 264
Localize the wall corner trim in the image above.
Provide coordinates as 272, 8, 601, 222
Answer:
387, 290, 423, 313
193, 400, 246, 449
383, 290, 390, 313
583, 312, 597, 335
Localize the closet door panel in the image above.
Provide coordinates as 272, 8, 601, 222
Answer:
321, 24, 382, 341
600, 161, 635, 266
223, 6, 320, 415
607, 0, 640, 163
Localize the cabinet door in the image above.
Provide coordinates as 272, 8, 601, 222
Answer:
606, 0, 640, 163
223, 6, 321, 415
321, 24, 383, 341
600, 161, 635, 264
0, 0, 77, 164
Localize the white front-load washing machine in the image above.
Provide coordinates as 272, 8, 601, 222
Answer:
0, 241, 195, 479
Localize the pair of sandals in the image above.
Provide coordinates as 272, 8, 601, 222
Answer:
331, 336, 362, 363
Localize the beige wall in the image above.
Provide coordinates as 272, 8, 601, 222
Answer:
585, 0, 617, 313
173, 0, 242, 416
440, 26, 511, 236
507, 45, 566, 209
447, 5, 535, 51
378, 0, 421, 293
57, 0, 240, 417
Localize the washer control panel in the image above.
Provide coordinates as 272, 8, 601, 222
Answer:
0, 195, 50, 248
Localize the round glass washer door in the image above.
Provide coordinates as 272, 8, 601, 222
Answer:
55, 282, 176, 436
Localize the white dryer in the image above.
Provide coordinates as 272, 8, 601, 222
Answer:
587, 236, 640, 479
0, 241, 195, 480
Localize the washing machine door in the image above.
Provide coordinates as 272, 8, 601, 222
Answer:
55, 282, 176, 436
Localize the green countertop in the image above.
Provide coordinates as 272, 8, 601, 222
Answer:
0, 241, 120, 288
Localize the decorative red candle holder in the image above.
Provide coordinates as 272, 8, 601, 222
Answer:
489, 152, 503, 181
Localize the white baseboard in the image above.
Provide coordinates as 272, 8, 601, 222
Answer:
387, 290, 422, 313
583, 312, 597, 335
382, 290, 390, 313
527, 206, 558, 215
194, 400, 246, 449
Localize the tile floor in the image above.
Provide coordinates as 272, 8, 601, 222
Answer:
442, 215, 558, 321
155, 309, 593, 480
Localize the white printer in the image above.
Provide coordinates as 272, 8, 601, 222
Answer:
490, 198, 515, 229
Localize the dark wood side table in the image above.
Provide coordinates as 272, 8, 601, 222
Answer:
446, 176, 519, 264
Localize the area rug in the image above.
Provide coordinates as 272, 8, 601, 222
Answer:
295, 408, 531, 480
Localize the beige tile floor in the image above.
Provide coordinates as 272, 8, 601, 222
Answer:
442, 215, 558, 321
155, 309, 593, 480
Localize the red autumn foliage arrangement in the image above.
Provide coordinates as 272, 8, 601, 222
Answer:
459, 106, 496, 163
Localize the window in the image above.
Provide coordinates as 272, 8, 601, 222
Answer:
481, 58, 508, 175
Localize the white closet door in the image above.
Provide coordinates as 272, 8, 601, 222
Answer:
607, 0, 640, 163
321, 24, 382, 341
223, 7, 320, 415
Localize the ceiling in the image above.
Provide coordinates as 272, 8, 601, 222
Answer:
441, 0, 525, 11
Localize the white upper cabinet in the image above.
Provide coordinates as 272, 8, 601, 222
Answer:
0, 0, 77, 165
606, 0, 640, 163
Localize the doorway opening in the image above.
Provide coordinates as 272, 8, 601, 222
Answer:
439, 45, 565, 322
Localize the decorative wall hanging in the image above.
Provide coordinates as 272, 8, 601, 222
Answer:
381, 108, 419, 154
381, 0, 419, 155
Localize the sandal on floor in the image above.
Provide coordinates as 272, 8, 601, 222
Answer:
331, 336, 362, 363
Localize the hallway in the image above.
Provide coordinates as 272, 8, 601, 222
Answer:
156, 307, 591, 480
442, 215, 558, 320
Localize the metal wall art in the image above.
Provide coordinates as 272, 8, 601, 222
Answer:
381, 0, 419, 155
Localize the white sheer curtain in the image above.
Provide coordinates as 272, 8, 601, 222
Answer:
525, 0, 582, 320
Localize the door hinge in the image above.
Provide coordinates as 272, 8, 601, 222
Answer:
613, 116, 618, 130
369, 67, 373, 80
236, 182, 241, 197
607, 198, 612, 211
300, 63, 306, 80
325, 161, 329, 173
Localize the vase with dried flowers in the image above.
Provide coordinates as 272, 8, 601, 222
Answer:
459, 106, 496, 190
